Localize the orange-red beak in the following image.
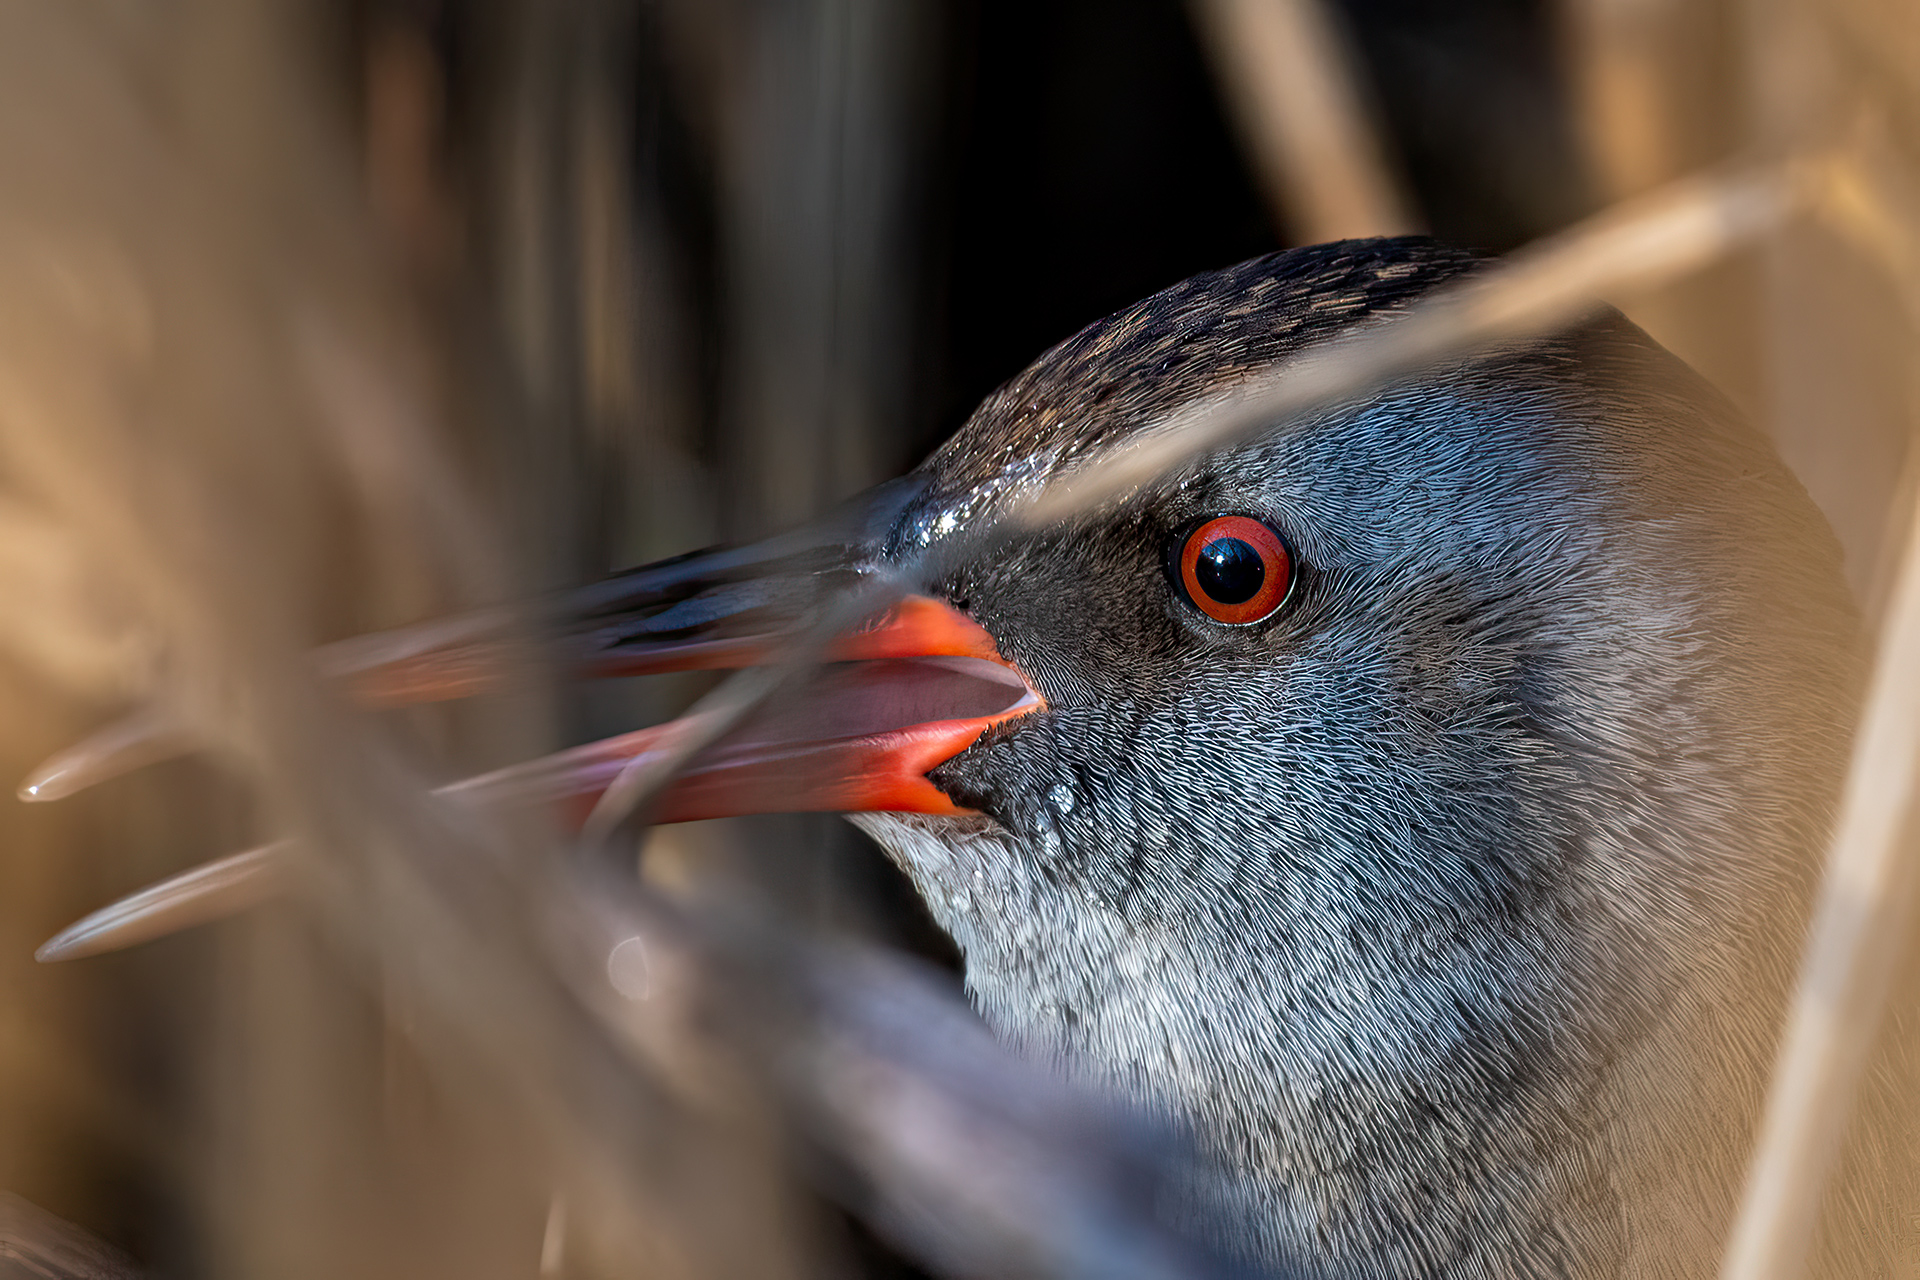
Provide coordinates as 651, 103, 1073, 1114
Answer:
313, 477, 1043, 825
440, 593, 1041, 825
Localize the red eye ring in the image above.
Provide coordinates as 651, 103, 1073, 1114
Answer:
1173, 516, 1295, 625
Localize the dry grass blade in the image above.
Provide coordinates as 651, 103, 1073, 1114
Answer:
16, 706, 194, 803
578, 570, 912, 846
1718, 454, 1920, 1278
1006, 153, 1824, 534
35, 844, 290, 963
0, 1191, 142, 1279
1187, 0, 1415, 240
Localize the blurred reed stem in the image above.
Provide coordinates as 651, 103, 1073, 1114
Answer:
1187, 0, 1416, 242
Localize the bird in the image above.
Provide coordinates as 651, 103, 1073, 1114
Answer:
27, 237, 1899, 1277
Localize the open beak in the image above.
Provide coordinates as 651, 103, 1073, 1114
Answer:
27, 483, 1042, 960
456, 592, 1040, 826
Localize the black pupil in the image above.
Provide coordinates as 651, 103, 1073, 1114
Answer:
1196, 536, 1264, 604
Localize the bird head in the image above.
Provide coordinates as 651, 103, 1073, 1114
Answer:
829, 240, 1862, 1274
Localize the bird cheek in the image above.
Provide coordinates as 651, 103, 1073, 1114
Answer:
926, 722, 1055, 838
925, 755, 1014, 831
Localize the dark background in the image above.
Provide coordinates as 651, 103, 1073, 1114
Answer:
931, 0, 1589, 453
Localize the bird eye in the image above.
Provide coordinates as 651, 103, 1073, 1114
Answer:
1171, 516, 1295, 625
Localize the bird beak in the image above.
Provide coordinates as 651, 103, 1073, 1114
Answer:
25, 485, 1043, 959
466, 588, 1042, 827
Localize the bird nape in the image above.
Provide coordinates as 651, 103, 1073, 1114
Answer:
33, 238, 1907, 1277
